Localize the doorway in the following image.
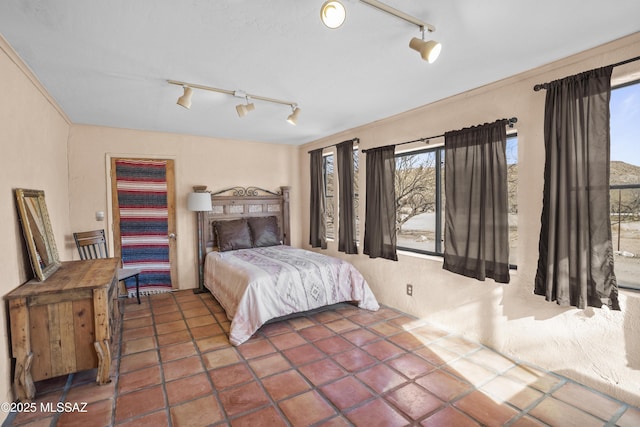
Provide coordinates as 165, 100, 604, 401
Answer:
110, 157, 177, 296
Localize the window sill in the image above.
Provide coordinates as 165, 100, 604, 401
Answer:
396, 249, 519, 273
619, 285, 640, 293
397, 249, 444, 263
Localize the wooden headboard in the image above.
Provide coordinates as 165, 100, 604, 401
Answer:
201, 186, 291, 251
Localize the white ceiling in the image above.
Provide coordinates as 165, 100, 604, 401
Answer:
1, 1, 639, 145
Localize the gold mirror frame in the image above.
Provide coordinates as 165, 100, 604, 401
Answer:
15, 189, 61, 281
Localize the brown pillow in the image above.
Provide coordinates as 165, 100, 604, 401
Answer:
213, 219, 252, 251
248, 216, 280, 248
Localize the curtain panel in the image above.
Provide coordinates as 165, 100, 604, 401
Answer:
337, 140, 358, 254
363, 146, 398, 261
535, 66, 619, 310
443, 120, 511, 283
309, 149, 327, 249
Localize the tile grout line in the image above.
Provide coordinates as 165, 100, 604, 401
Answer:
606, 404, 631, 426
288, 311, 394, 426
237, 311, 340, 425
357, 310, 543, 426
114, 296, 166, 426
384, 316, 639, 426
145, 297, 640, 427
11, 292, 640, 427
118, 297, 639, 427
110, 295, 127, 426
152, 294, 173, 427
278, 306, 425, 425
187, 291, 234, 425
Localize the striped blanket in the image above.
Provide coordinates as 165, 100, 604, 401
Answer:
116, 159, 172, 296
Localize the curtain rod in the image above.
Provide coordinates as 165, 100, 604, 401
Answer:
533, 55, 640, 91
361, 117, 518, 153
307, 137, 360, 154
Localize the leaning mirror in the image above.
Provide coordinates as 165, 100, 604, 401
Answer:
15, 189, 60, 281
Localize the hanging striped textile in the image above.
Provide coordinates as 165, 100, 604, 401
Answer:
116, 159, 172, 297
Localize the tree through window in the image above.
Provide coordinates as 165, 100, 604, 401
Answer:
395, 134, 518, 265
324, 153, 334, 239
395, 147, 443, 255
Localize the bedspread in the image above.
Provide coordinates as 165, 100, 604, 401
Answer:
203, 245, 379, 345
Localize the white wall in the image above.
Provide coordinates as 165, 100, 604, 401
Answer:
299, 33, 640, 406
66, 125, 300, 291
0, 35, 72, 420
2, 27, 640, 426
1, 35, 300, 423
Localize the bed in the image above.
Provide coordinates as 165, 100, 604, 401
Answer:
200, 186, 379, 345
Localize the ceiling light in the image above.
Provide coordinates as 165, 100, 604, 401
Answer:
236, 99, 255, 118
287, 106, 300, 125
236, 95, 255, 118
320, 1, 346, 29
325, 0, 442, 63
409, 34, 442, 63
236, 104, 249, 117
168, 80, 297, 123
177, 86, 193, 109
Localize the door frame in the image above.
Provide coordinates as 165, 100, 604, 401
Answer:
105, 154, 178, 289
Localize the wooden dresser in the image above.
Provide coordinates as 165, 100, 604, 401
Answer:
5, 258, 120, 402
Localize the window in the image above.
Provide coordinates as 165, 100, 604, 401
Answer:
354, 147, 360, 241
324, 148, 359, 243
324, 153, 335, 239
395, 134, 518, 265
506, 134, 518, 266
610, 79, 640, 290
395, 146, 444, 255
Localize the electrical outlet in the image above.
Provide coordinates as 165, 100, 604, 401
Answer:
406, 284, 413, 296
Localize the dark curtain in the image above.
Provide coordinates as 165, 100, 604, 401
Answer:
337, 140, 358, 254
443, 120, 510, 283
364, 146, 398, 261
535, 66, 619, 310
309, 149, 327, 249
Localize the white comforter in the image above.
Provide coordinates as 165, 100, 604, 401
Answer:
203, 245, 379, 345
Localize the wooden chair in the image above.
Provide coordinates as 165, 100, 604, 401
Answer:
73, 230, 142, 304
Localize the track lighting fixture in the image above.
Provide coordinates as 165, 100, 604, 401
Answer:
409, 29, 441, 63
168, 80, 299, 124
321, 0, 442, 63
287, 105, 301, 125
236, 98, 255, 118
320, 0, 346, 29
177, 86, 193, 109
234, 92, 255, 118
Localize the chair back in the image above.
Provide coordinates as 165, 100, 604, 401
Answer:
73, 229, 110, 260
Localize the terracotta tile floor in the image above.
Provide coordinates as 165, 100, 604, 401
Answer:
5, 290, 640, 427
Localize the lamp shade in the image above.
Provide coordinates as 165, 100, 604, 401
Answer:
409, 38, 442, 63
287, 107, 301, 125
187, 192, 212, 212
236, 102, 255, 117
320, 0, 346, 29
177, 86, 193, 109
236, 104, 248, 117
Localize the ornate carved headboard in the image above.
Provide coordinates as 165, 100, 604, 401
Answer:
201, 186, 291, 251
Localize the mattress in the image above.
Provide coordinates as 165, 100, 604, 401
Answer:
203, 245, 379, 345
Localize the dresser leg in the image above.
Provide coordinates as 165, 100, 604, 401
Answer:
14, 352, 35, 402
93, 340, 112, 385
